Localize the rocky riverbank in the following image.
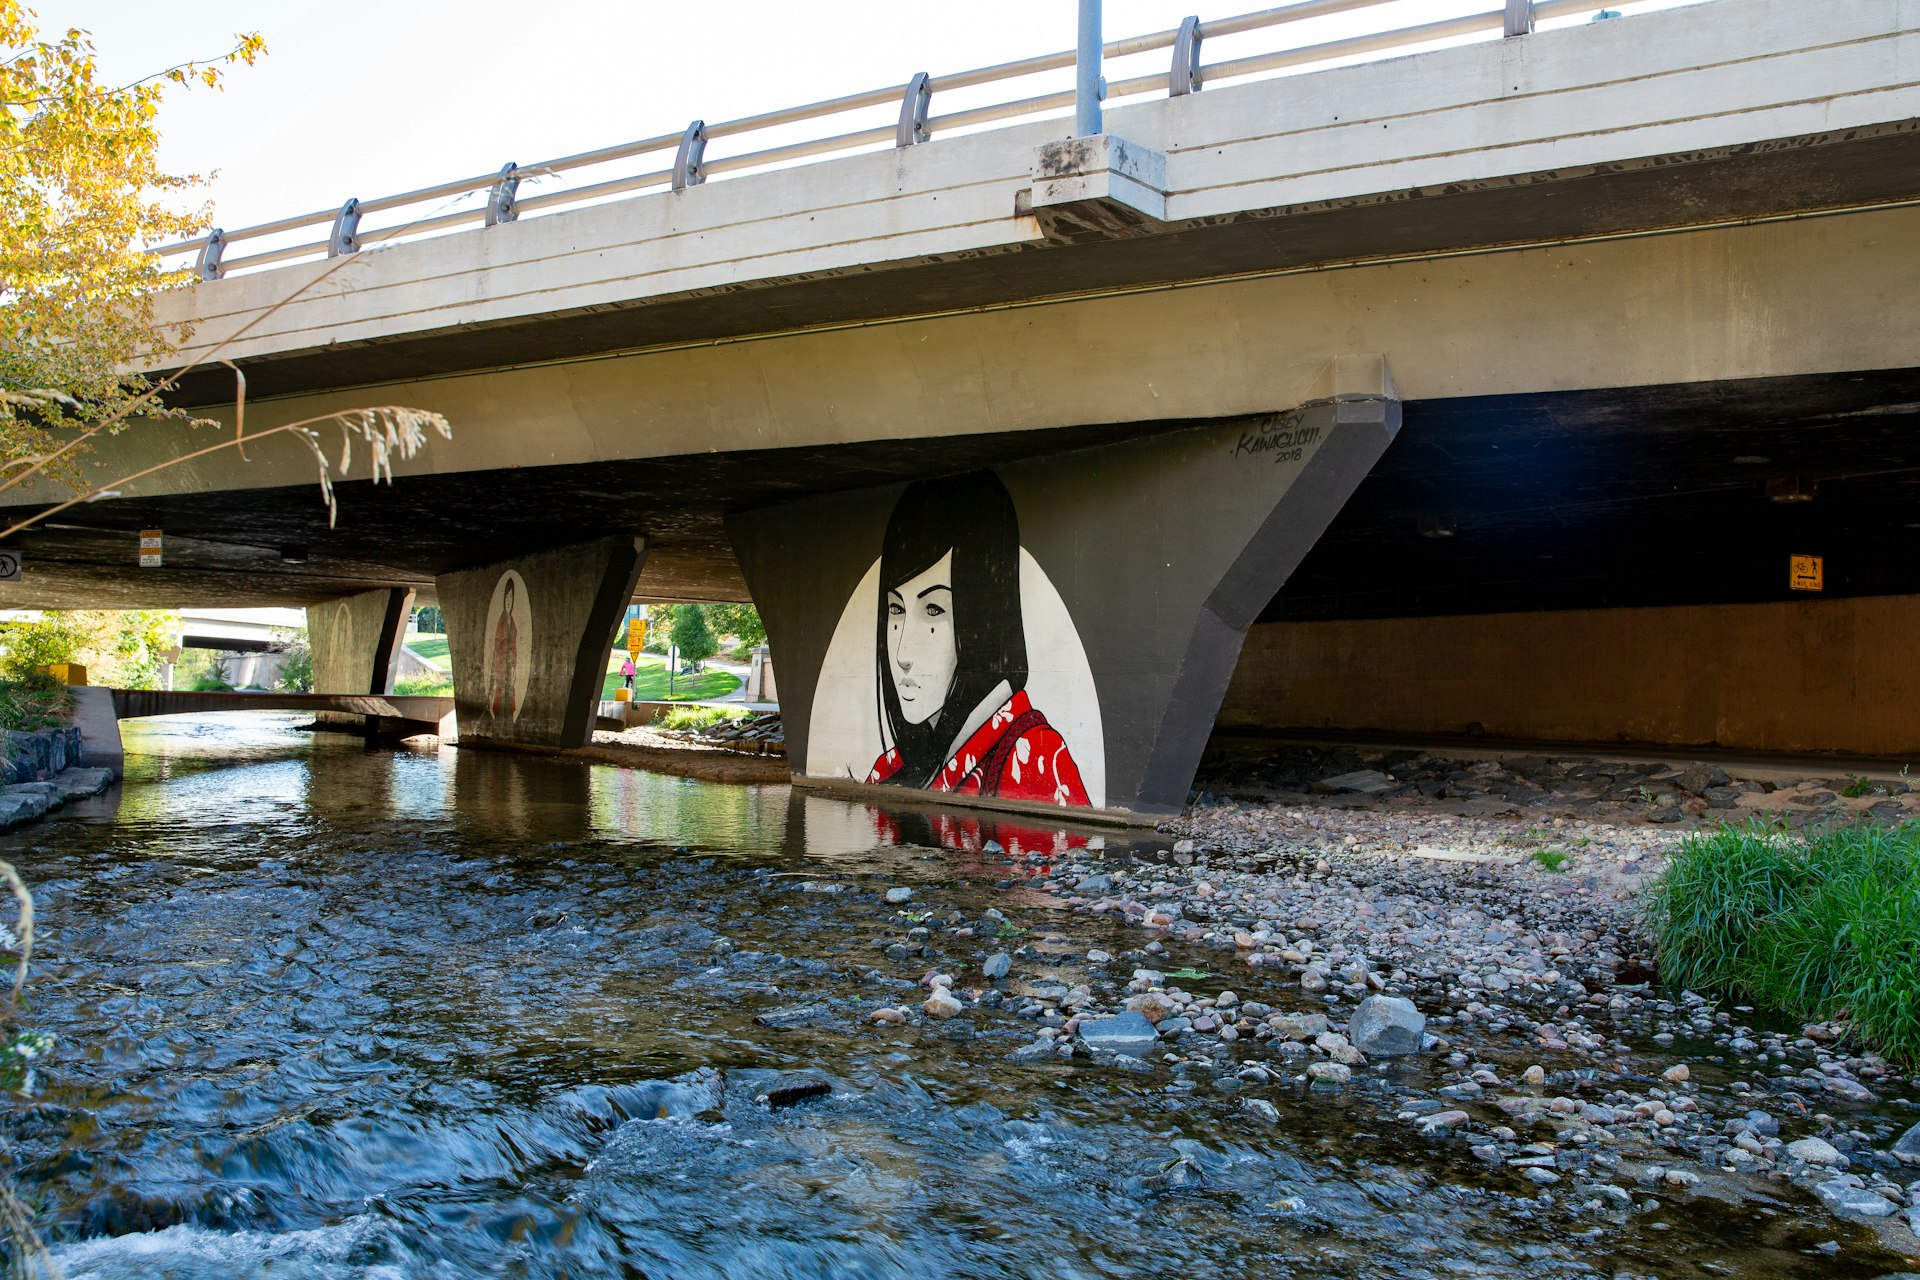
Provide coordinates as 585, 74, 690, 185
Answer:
858, 745, 1920, 1263
0, 725, 115, 830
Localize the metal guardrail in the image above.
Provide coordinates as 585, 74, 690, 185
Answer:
152, 0, 1632, 281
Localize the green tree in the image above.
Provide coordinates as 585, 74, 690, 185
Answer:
703, 603, 765, 648
0, 5, 263, 473
642, 605, 676, 655
669, 605, 718, 666
0, 612, 89, 681
0, 609, 176, 687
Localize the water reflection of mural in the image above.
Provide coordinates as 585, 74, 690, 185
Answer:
808, 471, 1105, 807
481, 570, 533, 722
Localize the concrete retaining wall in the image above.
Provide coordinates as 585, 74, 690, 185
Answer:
1222, 595, 1920, 757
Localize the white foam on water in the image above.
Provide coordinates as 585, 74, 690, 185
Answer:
51, 1214, 421, 1280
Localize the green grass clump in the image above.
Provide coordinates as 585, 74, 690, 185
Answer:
0, 676, 73, 731
393, 673, 455, 697
1644, 820, 1920, 1063
657, 705, 747, 733
1531, 849, 1570, 872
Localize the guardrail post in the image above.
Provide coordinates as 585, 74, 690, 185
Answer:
896, 72, 932, 146
1075, 0, 1103, 136
485, 163, 520, 226
1170, 15, 1202, 96
1504, 0, 1535, 37
193, 228, 227, 282
327, 198, 362, 257
673, 120, 708, 191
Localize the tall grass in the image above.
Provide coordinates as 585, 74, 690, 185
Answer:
1644, 820, 1920, 1063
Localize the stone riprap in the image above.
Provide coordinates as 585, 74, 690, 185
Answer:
1, 726, 84, 785
661, 711, 785, 754
0, 765, 114, 830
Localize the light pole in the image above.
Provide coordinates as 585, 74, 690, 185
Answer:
1075, 0, 1102, 137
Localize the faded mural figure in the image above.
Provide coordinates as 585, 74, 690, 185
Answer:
865, 471, 1090, 806
481, 570, 533, 722
489, 578, 519, 718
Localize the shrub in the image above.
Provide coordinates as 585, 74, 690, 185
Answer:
658, 705, 746, 733
275, 628, 313, 693
185, 651, 235, 692
1644, 820, 1920, 1063
394, 673, 454, 697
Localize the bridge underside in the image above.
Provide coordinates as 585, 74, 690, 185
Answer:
11, 361, 1920, 811
5, 363, 1918, 619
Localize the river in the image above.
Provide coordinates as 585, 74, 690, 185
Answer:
0, 715, 1899, 1278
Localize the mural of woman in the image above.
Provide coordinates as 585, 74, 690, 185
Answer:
488, 575, 521, 719
865, 471, 1090, 807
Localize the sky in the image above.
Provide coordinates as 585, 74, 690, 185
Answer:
34, 0, 1696, 251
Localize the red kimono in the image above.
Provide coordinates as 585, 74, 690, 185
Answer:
866, 690, 1090, 807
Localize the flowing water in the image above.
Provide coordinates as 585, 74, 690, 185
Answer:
0, 715, 1904, 1278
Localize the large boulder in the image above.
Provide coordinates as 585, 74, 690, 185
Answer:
1348, 995, 1427, 1057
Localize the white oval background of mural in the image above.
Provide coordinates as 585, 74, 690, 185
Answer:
807, 549, 1105, 808
481, 569, 534, 721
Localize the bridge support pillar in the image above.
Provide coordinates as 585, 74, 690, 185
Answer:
308, 587, 414, 729
437, 536, 647, 749
729, 356, 1401, 821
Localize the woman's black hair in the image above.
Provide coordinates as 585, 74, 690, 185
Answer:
875, 470, 1027, 787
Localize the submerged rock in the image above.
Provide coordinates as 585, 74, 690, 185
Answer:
1078, 1011, 1159, 1057
752, 1072, 833, 1110
1814, 1179, 1896, 1219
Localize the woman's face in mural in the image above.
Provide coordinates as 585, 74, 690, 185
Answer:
886, 549, 957, 725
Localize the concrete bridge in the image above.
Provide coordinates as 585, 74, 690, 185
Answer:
6, 0, 1920, 819
107, 689, 453, 737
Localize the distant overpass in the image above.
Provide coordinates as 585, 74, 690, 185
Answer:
8, 0, 1920, 818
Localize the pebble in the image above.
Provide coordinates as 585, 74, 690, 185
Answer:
923, 988, 963, 1019
884, 887, 914, 904
955, 742, 1920, 1242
